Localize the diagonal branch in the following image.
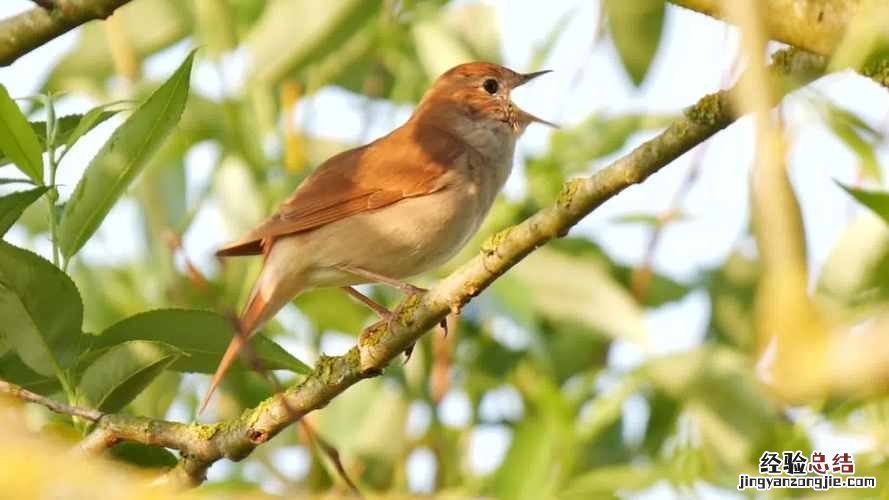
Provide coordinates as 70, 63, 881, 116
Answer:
71, 48, 835, 488
0, 379, 102, 421
0, 0, 133, 66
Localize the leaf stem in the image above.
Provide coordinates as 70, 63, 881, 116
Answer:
43, 94, 61, 268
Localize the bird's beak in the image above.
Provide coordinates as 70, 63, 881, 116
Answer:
514, 69, 553, 88
511, 70, 558, 129
515, 107, 559, 129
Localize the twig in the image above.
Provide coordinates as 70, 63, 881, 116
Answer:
0, 379, 103, 422
299, 420, 362, 497
0, 0, 133, 66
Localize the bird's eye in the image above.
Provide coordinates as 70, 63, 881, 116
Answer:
483, 78, 499, 95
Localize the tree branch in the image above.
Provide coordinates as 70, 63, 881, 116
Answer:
0, 380, 102, 421
62, 48, 829, 488
668, 0, 864, 58
0, 0, 133, 66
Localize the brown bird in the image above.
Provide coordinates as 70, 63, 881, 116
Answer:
201, 62, 554, 411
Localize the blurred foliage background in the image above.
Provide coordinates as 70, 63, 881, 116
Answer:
2, 0, 889, 498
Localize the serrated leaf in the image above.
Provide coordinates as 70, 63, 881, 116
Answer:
77, 340, 182, 413
59, 51, 195, 258
603, 0, 665, 85
0, 84, 43, 184
83, 309, 310, 374
838, 182, 889, 225
0, 187, 48, 236
0, 242, 82, 377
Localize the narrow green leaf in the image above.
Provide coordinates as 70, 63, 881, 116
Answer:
77, 340, 182, 413
0, 109, 122, 167
603, 0, 665, 85
63, 106, 126, 150
0, 242, 82, 377
826, 109, 882, 182
83, 309, 311, 374
59, 51, 196, 258
0, 84, 43, 184
838, 182, 889, 225
0, 187, 49, 235
0, 178, 36, 186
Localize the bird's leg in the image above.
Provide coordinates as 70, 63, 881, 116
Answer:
337, 264, 426, 295
337, 266, 448, 361
341, 286, 393, 319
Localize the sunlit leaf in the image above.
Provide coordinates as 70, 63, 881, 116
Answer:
508, 246, 647, 343
0, 242, 82, 377
77, 340, 182, 412
838, 182, 889, 225
561, 464, 665, 498
0, 84, 43, 184
59, 51, 195, 258
825, 107, 882, 181
0, 187, 49, 236
295, 287, 373, 334
603, 0, 666, 85
83, 309, 310, 374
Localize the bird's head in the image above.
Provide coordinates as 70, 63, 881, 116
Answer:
417, 62, 556, 136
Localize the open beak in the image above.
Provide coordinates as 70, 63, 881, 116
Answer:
511, 70, 558, 129
515, 69, 553, 88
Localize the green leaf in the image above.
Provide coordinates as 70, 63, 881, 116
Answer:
0, 110, 121, 168
826, 108, 882, 182
0, 84, 44, 184
62, 108, 122, 151
83, 309, 310, 374
110, 442, 179, 469
0, 178, 36, 186
0, 242, 82, 377
58, 51, 195, 258
507, 246, 647, 344
603, 0, 666, 85
0, 353, 61, 395
561, 464, 664, 498
77, 340, 182, 413
838, 182, 889, 225
0, 187, 49, 236
295, 287, 373, 334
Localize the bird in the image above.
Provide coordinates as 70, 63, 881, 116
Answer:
201, 62, 554, 411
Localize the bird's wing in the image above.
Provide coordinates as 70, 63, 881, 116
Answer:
216, 125, 466, 257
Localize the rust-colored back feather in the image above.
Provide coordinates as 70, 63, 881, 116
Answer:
216, 121, 465, 258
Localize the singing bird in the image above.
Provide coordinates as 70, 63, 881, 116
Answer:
202, 62, 554, 410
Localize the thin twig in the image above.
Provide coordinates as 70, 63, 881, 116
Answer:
0, 379, 103, 422
300, 420, 363, 498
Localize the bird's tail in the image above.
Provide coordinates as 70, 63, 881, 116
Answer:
198, 289, 269, 414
